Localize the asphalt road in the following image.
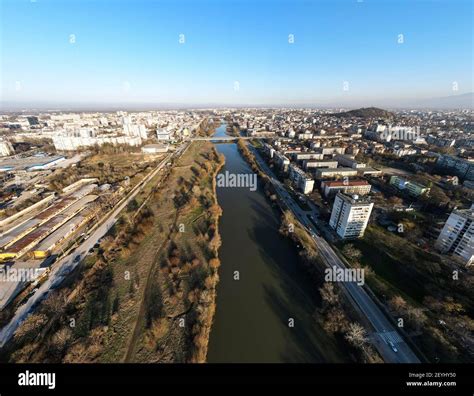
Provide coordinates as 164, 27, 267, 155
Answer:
249, 144, 420, 363
0, 146, 186, 348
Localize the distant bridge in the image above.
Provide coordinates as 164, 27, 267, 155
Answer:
191, 135, 280, 142
191, 136, 250, 141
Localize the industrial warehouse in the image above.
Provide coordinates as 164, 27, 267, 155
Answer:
0, 154, 65, 172
0, 180, 101, 309
0, 183, 98, 261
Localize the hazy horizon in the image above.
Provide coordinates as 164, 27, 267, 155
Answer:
1, 92, 473, 113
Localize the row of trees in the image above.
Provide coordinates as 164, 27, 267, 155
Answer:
278, 211, 382, 363
319, 282, 382, 363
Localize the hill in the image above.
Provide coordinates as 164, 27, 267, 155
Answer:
333, 107, 395, 119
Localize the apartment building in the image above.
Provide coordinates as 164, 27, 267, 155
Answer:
321, 179, 371, 198
274, 152, 291, 172
319, 147, 346, 155
315, 167, 358, 180
0, 140, 14, 157
435, 209, 474, 265
297, 132, 313, 140
156, 129, 172, 141
437, 155, 474, 181
335, 154, 366, 169
358, 167, 383, 177
426, 135, 456, 148
123, 123, 148, 139
365, 124, 420, 143
52, 134, 142, 151
293, 152, 324, 161
329, 192, 374, 239
262, 143, 275, 158
389, 176, 430, 197
303, 160, 338, 170
288, 164, 314, 194
392, 147, 418, 157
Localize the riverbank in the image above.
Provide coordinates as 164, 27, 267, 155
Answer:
194, 151, 225, 362
236, 139, 276, 198
123, 141, 225, 363
5, 141, 225, 363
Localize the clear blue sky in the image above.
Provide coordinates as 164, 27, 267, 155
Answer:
1, 0, 472, 107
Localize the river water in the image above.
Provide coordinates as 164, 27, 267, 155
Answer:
206, 122, 349, 363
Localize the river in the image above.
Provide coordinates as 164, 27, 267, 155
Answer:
206, 122, 349, 363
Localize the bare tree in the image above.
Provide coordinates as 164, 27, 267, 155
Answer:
14, 313, 48, 344
319, 282, 339, 307
345, 322, 368, 348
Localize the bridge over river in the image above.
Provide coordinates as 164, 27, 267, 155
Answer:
191, 135, 279, 141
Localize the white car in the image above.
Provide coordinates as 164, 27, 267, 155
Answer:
388, 341, 398, 353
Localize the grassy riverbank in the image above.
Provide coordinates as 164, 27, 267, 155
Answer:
4, 141, 225, 363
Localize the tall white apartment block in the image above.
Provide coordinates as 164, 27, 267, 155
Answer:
0, 140, 14, 157
435, 209, 474, 265
262, 143, 275, 158
124, 124, 148, 139
274, 152, 290, 172
329, 192, 374, 239
288, 164, 314, 194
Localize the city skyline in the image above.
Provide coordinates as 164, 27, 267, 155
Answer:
1, 0, 473, 109
0, 0, 474, 388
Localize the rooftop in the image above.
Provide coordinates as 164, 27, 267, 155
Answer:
324, 180, 370, 187
336, 191, 373, 205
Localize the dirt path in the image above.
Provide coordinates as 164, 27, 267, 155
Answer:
122, 207, 179, 362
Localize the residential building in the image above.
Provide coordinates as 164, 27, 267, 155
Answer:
319, 147, 346, 155
124, 124, 148, 139
297, 132, 313, 140
293, 152, 324, 161
262, 143, 275, 158
53, 134, 142, 150
156, 129, 172, 141
389, 176, 430, 197
321, 179, 371, 198
274, 152, 290, 172
435, 209, 474, 265
329, 192, 374, 239
366, 124, 420, 143
437, 155, 474, 181
426, 135, 456, 148
288, 164, 314, 194
358, 167, 383, 177
335, 154, 366, 169
0, 140, 14, 157
303, 160, 338, 170
315, 167, 358, 180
